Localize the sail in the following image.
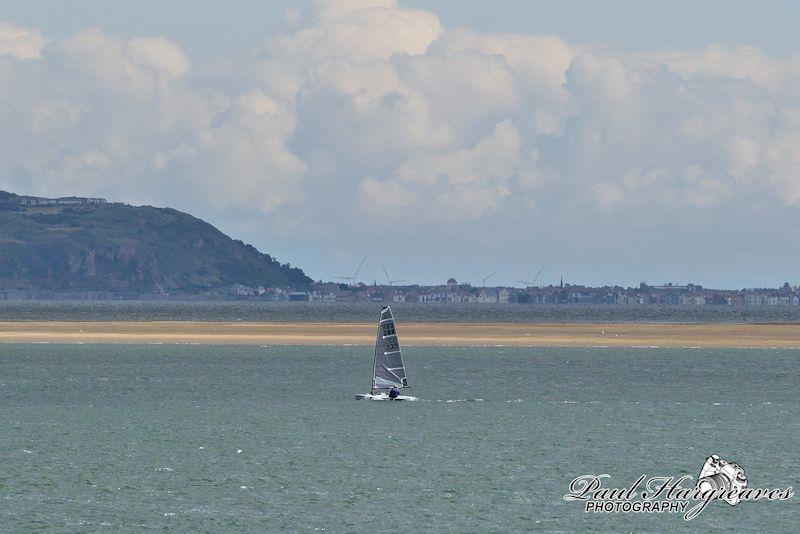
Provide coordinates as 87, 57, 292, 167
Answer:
372, 306, 409, 390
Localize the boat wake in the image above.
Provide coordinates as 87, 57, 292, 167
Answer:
441, 398, 484, 403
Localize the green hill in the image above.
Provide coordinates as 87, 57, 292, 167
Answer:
0, 191, 311, 295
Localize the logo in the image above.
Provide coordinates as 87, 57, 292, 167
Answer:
563, 455, 794, 521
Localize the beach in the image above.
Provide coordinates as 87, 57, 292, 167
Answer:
1, 321, 799, 347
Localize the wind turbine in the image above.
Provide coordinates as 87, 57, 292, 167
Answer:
334, 258, 367, 286
381, 262, 409, 286
515, 266, 545, 288
479, 271, 497, 288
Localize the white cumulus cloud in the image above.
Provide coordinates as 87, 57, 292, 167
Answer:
127, 36, 191, 77
0, 21, 46, 59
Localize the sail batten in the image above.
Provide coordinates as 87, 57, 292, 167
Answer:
372, 306, 409, 390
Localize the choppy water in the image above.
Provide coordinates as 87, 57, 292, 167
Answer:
1, 344, 798, 531
1, 300, 799, 323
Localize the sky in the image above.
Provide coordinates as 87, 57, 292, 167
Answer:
1, 0, 799, 288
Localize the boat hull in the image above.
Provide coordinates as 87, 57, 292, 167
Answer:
355, 393, 417, 401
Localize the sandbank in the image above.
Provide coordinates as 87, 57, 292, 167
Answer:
0, 321, 798, 348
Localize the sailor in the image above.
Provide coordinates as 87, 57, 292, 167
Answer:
388, 386, 400, 399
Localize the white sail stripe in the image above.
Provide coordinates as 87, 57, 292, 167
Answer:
375, 378, 397, 384
386, 369, 403, 381
374, 375, 402, 385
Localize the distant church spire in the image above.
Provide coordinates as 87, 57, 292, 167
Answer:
560, 276, 563, 288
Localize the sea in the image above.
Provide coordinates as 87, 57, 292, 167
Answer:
1, 300, 799, 323
1, 342, 798, 531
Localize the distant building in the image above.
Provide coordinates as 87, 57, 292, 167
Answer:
477, 289, 498, 304
680, 295, 705, 305
230, 283, 255, 296
19, 196, 107, 206
567, 291, 593, 304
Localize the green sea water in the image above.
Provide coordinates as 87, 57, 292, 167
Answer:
2, 300, 800, 323
1, 344, 798, 531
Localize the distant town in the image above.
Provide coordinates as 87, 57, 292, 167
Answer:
229, 279, 800, 307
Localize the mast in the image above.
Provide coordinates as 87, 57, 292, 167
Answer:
371, 310, 380, 394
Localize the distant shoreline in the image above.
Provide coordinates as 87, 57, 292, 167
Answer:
1, 321, 799, 348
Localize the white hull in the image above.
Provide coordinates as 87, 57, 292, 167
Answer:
355, 392, 417, 401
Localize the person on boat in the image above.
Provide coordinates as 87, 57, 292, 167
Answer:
389, 386, 401, 399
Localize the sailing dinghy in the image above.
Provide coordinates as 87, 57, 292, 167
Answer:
355, 306, 417, 401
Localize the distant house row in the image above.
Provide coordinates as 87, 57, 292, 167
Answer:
18, 196, 107, 206
225, 280, 800, 306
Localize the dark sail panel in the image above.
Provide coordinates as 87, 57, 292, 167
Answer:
372, 306, 409, 390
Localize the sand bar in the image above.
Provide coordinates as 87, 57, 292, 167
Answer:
0, 321, 799, 347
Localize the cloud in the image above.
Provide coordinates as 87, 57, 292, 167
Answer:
127, 36, 190, 77
553, 49, 796, 211
0, 21, 46, 59
289, 0, 442, 61
0, 26, 299, 213
1, 1, 800, 284
359, 119, 527, 221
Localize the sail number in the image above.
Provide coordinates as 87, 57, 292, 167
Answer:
382, 323, 396, 337
384, 337, 399, 351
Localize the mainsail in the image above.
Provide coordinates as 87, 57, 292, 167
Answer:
372, 306, 409, 391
